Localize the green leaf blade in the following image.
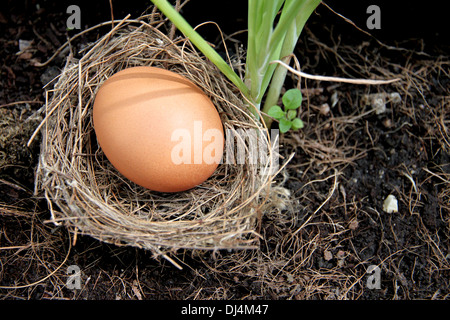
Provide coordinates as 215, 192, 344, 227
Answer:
282, 88, 303, 109
268, 105, 285, 119
291, 118, 304, 130
151, 0, 249, 97
279, 118, 292, 133
287, 109, 297, 120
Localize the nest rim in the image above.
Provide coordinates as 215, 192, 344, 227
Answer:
34, 14, 285, 260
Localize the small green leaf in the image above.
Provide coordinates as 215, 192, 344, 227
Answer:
268, 105, 285, 119
287, 109, 297, 120
282, 88, 303, 110
279, 118, 292, 133
291, 118, 304, 130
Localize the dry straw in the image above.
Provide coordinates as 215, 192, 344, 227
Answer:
31, 14, 289, 266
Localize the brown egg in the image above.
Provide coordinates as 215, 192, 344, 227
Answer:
93, 66, 224, 193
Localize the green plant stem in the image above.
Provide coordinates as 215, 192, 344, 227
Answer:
246, 0, 285, 108
261, 54, 290, 126
262, 0, 321, 128
152, 0, 321, 128
150, 0, 249, 97
245, 0, 320, 113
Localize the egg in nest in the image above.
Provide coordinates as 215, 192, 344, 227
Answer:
93, 66, 224, 193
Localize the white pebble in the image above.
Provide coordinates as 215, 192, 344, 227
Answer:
383, 194, 398, 213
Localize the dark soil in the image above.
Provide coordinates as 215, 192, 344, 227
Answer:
1, 0, 449, 300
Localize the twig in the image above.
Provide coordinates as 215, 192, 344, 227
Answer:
291, 170, 340, 237
0, 100, 43, 108
109, 0, 114, 29
168, 0, 181, 41
270, 60, 401, 85
34, 15, 134, 68
321, 1, 431, 57
0, 229, 72, 290
0, 178, 29, 192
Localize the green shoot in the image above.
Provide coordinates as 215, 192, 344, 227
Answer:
245, 0, 321, 108
261, 0, 321, 128
267, 88, 304, 133
150, 0, 249, 97
150, 0, 321, 129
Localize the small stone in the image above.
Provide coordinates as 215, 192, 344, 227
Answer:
324, 250, 333, 261
373, 97, 386, 114
286, 273, 295, 284
337, 250, 346, 259
389, 92, 402, 104
319, 103, 330, 115
331, 92, 339, 107
349, 219, 359, 230
383, 118, 393, 128
383, 194, 398, 213
18, 39, 33, 52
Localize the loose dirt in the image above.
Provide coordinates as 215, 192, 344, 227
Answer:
1, 0, 448, 299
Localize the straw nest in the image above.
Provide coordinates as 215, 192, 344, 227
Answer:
33, 15, 288, 262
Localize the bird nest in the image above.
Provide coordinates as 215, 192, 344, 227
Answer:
33, 15, 287, 264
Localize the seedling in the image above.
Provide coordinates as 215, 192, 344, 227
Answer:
150, 0, 321, 128
150, 0, 398, 130
267, 88, 304, 133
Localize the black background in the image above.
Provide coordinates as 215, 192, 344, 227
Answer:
181, 0, 447, 46
3, 0, 447, 45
